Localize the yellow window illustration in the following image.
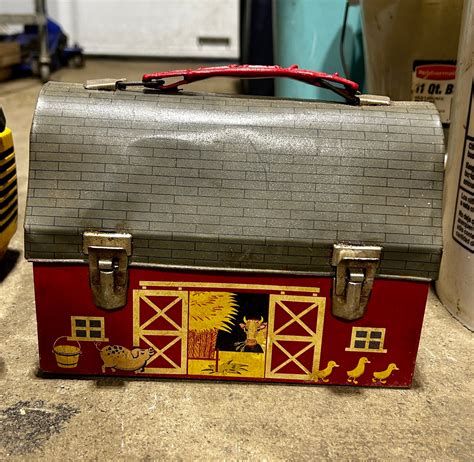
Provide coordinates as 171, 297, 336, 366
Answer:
68, 316, 108, 342
345, 327, 387, 353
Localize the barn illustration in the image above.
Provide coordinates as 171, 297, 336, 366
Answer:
40, 267, 425, 387
132, 280, 325, 381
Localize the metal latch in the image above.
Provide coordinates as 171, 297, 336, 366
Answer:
83, 231, 132, 310
331, 244, 382, 321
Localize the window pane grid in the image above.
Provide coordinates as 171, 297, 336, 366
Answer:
68, 316, 108, 342
345, 327, 387, 353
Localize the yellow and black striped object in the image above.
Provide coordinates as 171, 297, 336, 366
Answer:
0, 107, 18, 258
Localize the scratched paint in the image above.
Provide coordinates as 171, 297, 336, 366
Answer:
0, 400, 78, 456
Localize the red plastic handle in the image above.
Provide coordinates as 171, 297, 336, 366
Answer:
142, 64, 360, 102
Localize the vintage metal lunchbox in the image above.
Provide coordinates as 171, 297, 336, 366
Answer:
25, 66, 444, 387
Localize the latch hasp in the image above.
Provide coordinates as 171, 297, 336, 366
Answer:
332, 244, 382, 321
83, 231, 132, 310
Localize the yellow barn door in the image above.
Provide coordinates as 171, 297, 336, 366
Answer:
265, 294, 325, 381
133, 289, 188, 375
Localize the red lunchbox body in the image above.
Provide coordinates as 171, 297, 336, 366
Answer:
34, 265, 429, 387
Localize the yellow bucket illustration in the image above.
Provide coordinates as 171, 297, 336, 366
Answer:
52, 336, 81, 368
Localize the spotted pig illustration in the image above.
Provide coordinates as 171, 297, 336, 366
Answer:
96, 344, 155, 373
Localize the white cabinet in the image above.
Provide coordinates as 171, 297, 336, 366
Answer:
1, 0, 240, 59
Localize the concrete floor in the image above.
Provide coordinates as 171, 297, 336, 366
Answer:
0, 60, 473, 461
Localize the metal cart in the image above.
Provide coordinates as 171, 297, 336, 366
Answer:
0, 0, 50, 82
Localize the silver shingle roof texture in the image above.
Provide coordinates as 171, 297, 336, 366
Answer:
25, 82, 445, 278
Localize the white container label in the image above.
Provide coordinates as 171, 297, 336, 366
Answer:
412, 61, 456, 125
452, 84, 474, 252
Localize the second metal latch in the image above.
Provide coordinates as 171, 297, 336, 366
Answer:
332, 244, 382, 321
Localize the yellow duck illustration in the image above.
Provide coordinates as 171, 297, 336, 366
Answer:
312, 360, 339, 382
372, 363, 399, 384
346, 357, 370, 384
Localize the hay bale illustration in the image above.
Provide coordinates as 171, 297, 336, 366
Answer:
188, 292, 238, 359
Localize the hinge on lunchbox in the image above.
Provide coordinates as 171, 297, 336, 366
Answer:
331, 244, 382, 321
83, 231, 132, 310
84, 78, 127, 90
357, 94, 391, 106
